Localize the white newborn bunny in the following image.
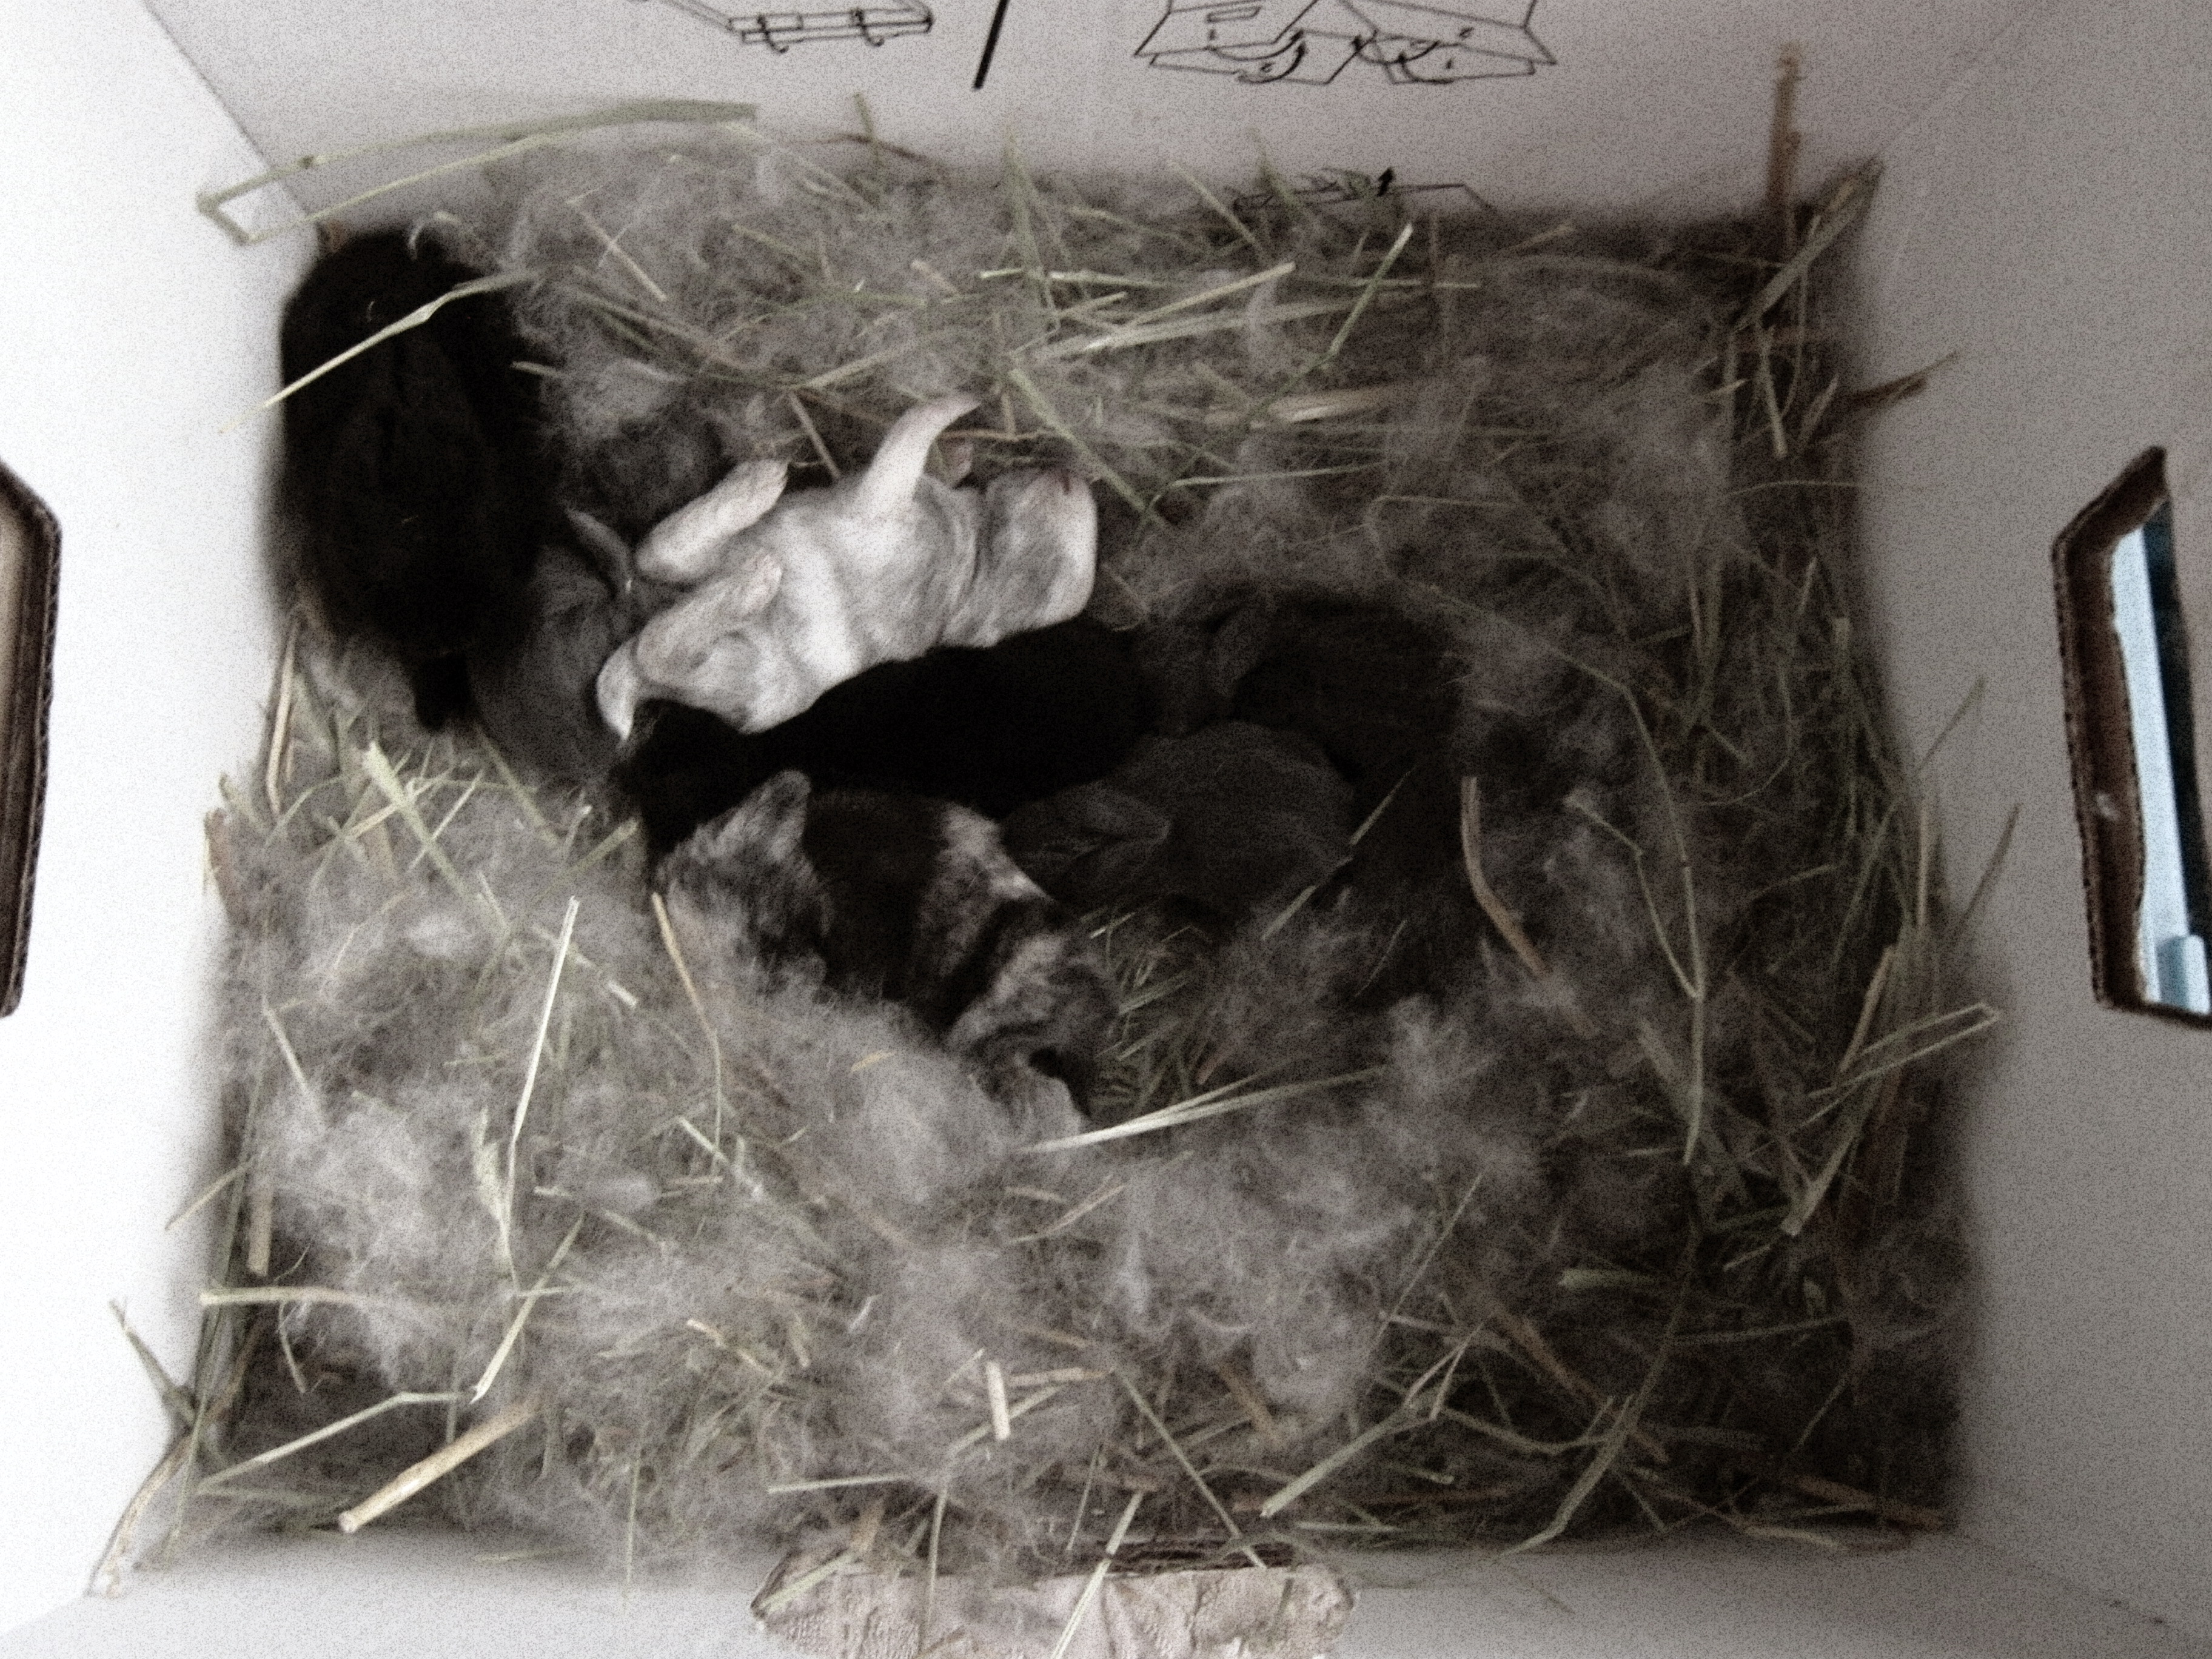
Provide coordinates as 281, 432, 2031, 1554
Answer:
597, 397, 1097, 737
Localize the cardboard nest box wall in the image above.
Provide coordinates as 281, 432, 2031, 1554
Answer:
0, 0, 2207, 1652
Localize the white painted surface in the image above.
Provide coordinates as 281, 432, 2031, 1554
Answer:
1849, 0, 2212, 1641
142, 0, 2037, 222
2, 1530, 2205, 1659
0, 0, 304, 1631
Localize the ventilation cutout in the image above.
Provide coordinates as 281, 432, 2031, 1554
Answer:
2053, 447, 2212, 1019
0, 457, 59, 1016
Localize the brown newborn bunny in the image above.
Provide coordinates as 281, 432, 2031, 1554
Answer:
659, 772, 1118, 1109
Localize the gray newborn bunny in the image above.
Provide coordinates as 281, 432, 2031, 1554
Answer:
1001, 722, 1354, 920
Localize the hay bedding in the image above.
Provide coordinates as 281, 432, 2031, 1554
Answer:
169, 122, 1986, 1584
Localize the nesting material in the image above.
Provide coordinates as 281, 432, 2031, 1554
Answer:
755, 1546, 1354, 1659
166, 122, 1989, 1594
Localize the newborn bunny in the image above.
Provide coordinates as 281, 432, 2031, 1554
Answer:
278, 230, 554, 729
659, 771, 1118, 1107
1001, 722, 1354, 920
1145, 592, 1471, 896
595, 397, 1098, 736
615, 617, 1151, 856
463, 538, 631, 781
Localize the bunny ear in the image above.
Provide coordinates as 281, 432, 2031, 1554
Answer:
635, 458, 789, 585
853, 395, 979, 518
705, 769, 811, 866
564, 507, 634, 591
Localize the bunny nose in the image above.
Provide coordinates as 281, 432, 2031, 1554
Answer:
595, 645, 646, 739
637, 609, 719, 680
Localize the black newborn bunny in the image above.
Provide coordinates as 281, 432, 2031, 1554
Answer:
278, 230, 555, 730
615, 617, 1153, 856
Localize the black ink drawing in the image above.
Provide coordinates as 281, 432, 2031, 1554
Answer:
1230, 168, 1500, 218
973, 0, 1013, 89
1136, 0, 1552, 86
638, 0, 933, 50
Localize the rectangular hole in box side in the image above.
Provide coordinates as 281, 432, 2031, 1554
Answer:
0, 457, 59, 1017
2113, 503, 2212, 1010
2052, 446, 2212, 1020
